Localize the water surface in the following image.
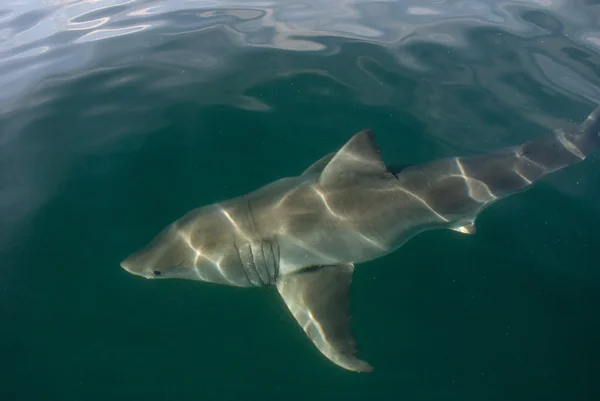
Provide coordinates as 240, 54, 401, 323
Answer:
1, 1, 600, 400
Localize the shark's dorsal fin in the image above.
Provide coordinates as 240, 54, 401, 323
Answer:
319, 129, 393, 186
302, 152, 336, 176
276, 263, 373, 372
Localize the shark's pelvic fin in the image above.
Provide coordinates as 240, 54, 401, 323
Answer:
319, 129, 395, 186
276, 263, 373, 372
302, 152, 336, 176
451, 222, 476, 235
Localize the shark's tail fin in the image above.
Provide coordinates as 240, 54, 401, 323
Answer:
442, 103, 600, 202
573, 104, 600, 157
510, 103, 600, 176
579, 104, 600, 133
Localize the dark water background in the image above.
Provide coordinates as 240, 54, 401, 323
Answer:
2, 0, 600, 400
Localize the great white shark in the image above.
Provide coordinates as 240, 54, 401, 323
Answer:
122, 104, 600, 372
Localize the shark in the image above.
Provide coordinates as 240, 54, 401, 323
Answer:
121, 104, 600, 372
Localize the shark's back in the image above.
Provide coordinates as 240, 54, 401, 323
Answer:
256, 107, 600, 273
238, 132, 458, 273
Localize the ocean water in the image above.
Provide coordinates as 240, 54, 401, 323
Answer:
1, 0, 600, 400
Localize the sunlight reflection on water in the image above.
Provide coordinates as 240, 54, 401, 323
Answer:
0, 0, 599, 254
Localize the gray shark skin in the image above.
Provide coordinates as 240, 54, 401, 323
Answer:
122, 104, 600, 372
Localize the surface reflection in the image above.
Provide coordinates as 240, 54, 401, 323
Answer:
1, 0, 599, 255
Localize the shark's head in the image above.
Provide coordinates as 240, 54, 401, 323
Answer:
120, 223, 199, 280
120, 205, 249, 286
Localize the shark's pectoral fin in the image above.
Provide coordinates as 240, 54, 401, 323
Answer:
319, 129, 395, 187
302, 152, 336, 176
276, 264, 373, 372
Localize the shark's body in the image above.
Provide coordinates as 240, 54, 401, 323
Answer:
122, 104, 600, 372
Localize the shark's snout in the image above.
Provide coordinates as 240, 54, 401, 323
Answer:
120, 258, 134, 274
120, 253, 155, 279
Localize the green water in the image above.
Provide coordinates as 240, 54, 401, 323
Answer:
1, 1, 600, 400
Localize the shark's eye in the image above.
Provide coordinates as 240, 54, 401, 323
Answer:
153, 270, 161, 276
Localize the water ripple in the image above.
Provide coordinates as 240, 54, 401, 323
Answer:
0, 0, 599, 254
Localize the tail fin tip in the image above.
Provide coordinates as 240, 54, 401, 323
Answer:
580, 104, 600, 136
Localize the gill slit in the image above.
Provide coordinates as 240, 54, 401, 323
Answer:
268, 240, 279, 281
233, 236, 252, 285
246, 198, 267, 285
260, 241, 268, 280
247, 242, 264, 285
